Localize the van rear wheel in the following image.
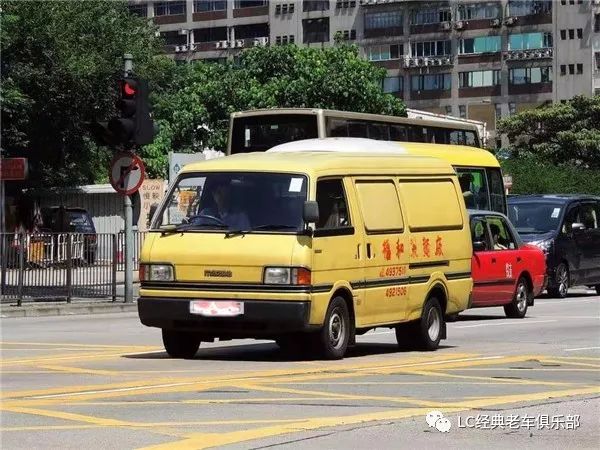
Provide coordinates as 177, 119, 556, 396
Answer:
162, 329, 200, 359
595, 285, 600, 295
313, 296, 350, 360
415, 297, 443, 351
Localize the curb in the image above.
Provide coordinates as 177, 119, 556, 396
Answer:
0, 302, 138, 318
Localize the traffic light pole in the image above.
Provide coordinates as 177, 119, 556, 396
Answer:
123, 54, 134, 304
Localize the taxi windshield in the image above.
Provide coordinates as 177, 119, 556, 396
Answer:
154, 172, 308, 233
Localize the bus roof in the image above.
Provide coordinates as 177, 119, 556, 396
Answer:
230, 108, 480, 131
180, 149, 454, 177
267, 138, 500, 168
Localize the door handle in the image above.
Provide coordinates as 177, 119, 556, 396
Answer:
366, 243, 372, 259
491, 258, 496, 263
517, 256, 522, 262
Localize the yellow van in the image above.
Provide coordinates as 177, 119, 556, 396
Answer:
138, 147, 473, 360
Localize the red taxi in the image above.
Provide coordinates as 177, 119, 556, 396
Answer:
467, 211, 546, 318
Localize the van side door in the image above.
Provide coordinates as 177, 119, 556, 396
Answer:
352, 178, 408, 325
311, 178, 366, 325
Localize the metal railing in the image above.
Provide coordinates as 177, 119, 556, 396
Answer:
0, 232, 146, 305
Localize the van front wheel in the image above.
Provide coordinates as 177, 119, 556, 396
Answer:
162, 329, 200, 359
314, 296, 350, 360
415, 297, 444, 351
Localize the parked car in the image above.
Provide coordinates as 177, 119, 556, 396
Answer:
41, 206, 98, 264
466, 210, 546, 318
507, 195, 600, 298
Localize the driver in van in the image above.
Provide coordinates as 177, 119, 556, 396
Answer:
199, 178, 250, 230
459, 173, 475, 209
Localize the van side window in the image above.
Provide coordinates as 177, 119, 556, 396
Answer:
316, 179, 350, 230
355, 180, 403, 233
456, 168, 490, 211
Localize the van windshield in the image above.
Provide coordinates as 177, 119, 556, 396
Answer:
508, 202, 563, 234
154, 172, 308, 233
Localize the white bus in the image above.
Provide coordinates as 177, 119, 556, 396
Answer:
227, 108, 484, 155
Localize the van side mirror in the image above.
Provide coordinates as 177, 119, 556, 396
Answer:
303, 201, 319, 224
572, 222, 586, 233
473, 241, 487, 252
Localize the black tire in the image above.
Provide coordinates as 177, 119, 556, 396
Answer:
414, 297, 444, 351
547, 263, 569, 298
595, 285, 600, 296
504, 276, 530, 318
313, 296, 350, 360
162, 329, 200, 359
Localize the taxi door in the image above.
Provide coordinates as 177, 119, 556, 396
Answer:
471, 216, 502, 305
351, 177, 408, 325
485, 215, 521, 303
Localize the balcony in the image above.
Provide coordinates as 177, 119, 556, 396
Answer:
401, 55, 454, 69
504, 48, 553, 62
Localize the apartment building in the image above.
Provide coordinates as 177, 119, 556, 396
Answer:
129, 0, 600, 146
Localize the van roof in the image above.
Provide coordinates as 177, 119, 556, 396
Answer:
266, 138, 500, 168
181, 147, 455, 176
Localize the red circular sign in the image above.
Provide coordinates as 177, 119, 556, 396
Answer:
109, 153, 146, 195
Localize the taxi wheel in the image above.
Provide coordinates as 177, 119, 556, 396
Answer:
162, 329, 200, 359
504, 277, 530, 319
415, 297, 443, 351
314, 296, 350, 360
595, 285, 600, 295
548, 263, 569, 298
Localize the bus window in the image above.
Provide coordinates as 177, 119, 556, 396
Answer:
368, 122, 390, 141
390, 124, 408, 141
329, 119, 348, 137
231, 114, 318, 153
465, 131, 477, 147
456, 168, 490, 211
408, 125, 427, 142
487, 168, 506, 214
348, 121, 368, 137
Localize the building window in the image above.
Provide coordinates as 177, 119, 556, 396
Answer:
445, 105, 453, 115
303, 0, 330, 12
577, 28, 583, 39
576, 63, 583, 74
364, 11, 403, 30
569, 29, 575, 40
595, 52, 600, 70
160, 30, 187, 46
509, 32, 552, 50
154, 1, 186, 16
367, 44, 402, 61
560, 64, 566, 75
508, 103, 516, 115
459, 70, 501, 88
569, 64, 575, 74
411, 40, 451, 57
234, 23, 269, 39
411, 8, 451, 25
303, 18, 329, 43
459, 105, 466, 118
234, 0, 268, 8
275, 35, 296, 45
336, 0, 357, 8
495, 104, 502, 120
509, 66, 552, 84
560, 30, 566, 40
410, 73, 452, 91
193, 0, 226, 12
383, 76, 403, 93
458, 3, 501, 20
560, 0, 566, 4
193, 27, 228, 43
275, 3, 296, 14
595, 14, 600, 33
459, 36, 502, 54
507, 0, 551, 17
128, 3, 148, 17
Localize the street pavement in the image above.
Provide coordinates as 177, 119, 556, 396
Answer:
1, 289, 599, 449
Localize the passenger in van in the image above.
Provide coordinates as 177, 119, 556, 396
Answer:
459, 173, 475, 209
199, 179, 250, 230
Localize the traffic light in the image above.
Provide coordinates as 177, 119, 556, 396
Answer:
108, 77, 156, 146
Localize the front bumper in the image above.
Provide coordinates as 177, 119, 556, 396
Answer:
138, 297, 312, 339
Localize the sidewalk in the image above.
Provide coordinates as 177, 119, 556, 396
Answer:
0, 299, 138, 318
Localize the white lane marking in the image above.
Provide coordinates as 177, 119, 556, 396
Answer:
534, 316, 600, 320
353, 355, 503, 372
564, 346, 600, 352
537, 299, 598, 305
365, 330, 394, 336
455, 320, 556, 329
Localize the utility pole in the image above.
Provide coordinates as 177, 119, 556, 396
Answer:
123, 53, 134, 304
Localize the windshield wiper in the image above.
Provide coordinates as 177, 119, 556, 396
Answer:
159, 223, 228, 235
250, 224, 299, 231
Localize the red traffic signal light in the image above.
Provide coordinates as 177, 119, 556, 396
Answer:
121, 80, 137, 97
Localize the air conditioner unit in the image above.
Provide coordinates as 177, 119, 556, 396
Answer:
517, 52, 525, 59
441, 21, 451, 31
181, 45, 188, 52
455, 21, 465, 30
174, 45, 181, 53
236, 40, 244, 48
409, 58, 416, 67
189, 44, 196, 52
253, 39, 261, 47
434, 58, 442, 66
505, 16, 517, 26
544, 49, 552, 58
490, 18, 501, 28
418, 57, 426, 66
442, 57, 451, 65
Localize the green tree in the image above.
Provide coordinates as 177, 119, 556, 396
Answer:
497, 95, 600, 169
146, 44, 407, 177
0, 0, 161, 186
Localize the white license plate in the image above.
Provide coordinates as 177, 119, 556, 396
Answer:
189, 300, 244, 317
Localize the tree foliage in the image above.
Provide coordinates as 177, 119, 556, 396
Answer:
497, 95, 600, 169
0, 0, 161, 186
145, 44, 407, 177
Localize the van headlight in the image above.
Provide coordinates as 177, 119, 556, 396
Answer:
263, 267, 311, 285
140, 264, 174, 282
530, 239, 552, 254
